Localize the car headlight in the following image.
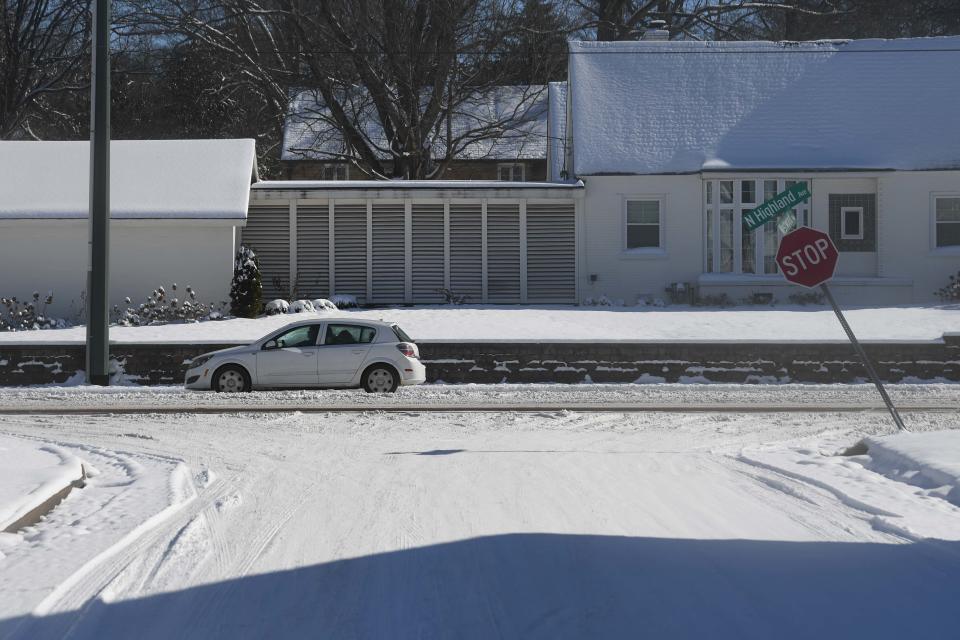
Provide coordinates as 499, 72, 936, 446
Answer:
189, 354, 214, 369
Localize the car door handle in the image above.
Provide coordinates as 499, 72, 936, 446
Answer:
303, 352, 315, 358
351, 349, 364, 354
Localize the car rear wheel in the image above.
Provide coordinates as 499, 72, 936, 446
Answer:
213, 365, 251, 393
362, 364, 399, 393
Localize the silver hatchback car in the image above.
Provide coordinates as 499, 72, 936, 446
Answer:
184, 318, 426, 393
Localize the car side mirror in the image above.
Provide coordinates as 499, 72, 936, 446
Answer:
263, 339, 277, 350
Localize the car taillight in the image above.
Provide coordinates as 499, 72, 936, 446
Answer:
397, 343, 418, 358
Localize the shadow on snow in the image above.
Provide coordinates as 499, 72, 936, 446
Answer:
4, 534, 960, 640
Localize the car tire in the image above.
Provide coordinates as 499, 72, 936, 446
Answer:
212, 364, 251, 393
362, 364, 399, 393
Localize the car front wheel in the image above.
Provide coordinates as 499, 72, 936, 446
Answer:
213, 365, 251, 393
362, 365, 399, 393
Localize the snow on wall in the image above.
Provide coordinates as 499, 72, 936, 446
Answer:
0, 139, 256, 219
568, 37, 960, 175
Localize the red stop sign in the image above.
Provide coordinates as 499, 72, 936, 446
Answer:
776, 227, 838, 288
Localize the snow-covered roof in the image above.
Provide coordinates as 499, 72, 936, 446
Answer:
568, 37, 960, 175
282, 86, 548, 163
0, 139, 256, 220
547, 82, 569, 181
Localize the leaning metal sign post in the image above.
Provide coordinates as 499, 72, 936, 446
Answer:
775, 227, 907, 432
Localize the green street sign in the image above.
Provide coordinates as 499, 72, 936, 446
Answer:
742, 182, 812, 232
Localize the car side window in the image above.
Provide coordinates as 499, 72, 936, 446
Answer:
271, 324, 320, 349
323, 324, 376, 345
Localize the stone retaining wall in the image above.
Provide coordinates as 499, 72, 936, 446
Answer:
1, 336, 958, 386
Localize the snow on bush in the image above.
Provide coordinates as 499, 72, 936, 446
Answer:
229, 245, 263, 318
329, 294, 358, 308
112, 284, 226, 326
288, 299, 316, 314
264, 299, 290, 316
0, 292, 68, 331
935, 270, 960, 302
312, 299, 338, 311
582, 295, 623, 307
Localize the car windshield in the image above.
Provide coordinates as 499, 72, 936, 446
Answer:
271, 324, 320, 348
391, 324, 413, 343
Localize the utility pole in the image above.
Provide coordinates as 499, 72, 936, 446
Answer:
86, 0, 110, 385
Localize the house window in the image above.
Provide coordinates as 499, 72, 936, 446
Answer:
935, 196, 960, 247
497, 163, 525, 182
840, 207, 864, 240
703, 178, 809, 274
828, 194, 876, 251
625, 199, 661, 249
320, 164, 348, 180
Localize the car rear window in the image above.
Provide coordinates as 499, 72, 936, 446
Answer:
391, 325, 413, 343
324, 324, 376, 345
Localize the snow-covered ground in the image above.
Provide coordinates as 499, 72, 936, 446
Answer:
1, 304, 958, 344
1, 404, 959, 638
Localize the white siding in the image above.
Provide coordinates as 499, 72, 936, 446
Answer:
411, 203, 445, 302
333, 203, 368, 301
449, 203, 484, 301
243, 206, 290, 299
295, 203, 330, 298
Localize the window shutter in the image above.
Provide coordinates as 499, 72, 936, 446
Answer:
333, 203, 367, 300
371, 203, 405, 302
411, 203, 445, 302
486, 203, 522, 302
449, 203, 483, 301
296, 204, 330, 298
242, 205, 290, 300
527, 203, 576, 302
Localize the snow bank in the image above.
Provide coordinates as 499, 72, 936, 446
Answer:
865, 431, 960, 507
0, 436, 84, 532
0, 305, 956, 345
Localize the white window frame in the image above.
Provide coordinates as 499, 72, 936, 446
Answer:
840, 206, 864, 240
320, 163, 348, 180
497, 163, 525, 182
702, 177, 811, 275
622, 195, 666, 256
931, 193, 960, 252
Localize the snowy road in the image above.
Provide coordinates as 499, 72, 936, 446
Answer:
1, 382, 959, 412
1, 406, 959, 638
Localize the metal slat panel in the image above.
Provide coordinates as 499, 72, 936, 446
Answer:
333, 203, 367, 301
371, 203, 405, 302
296, 204, 330, 298
526, 203, 576, 302
411, 204, 444, 302
243, 206, 290, 300
486, 203, 521, 302
448, 203, 483, 302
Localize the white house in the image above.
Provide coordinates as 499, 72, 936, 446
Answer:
565, 36, 960, 304
0, 139, 257, 318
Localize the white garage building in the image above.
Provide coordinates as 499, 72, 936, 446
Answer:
561, 36, 960, 304
244, 180, 583, 304
0, 139, 257, 318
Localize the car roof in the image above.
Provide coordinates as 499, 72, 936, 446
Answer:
272, 316, 395, 330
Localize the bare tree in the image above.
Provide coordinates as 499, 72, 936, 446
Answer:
573, 0, 847, 41
123, 0, 565, 179
0, 0, 90, 139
